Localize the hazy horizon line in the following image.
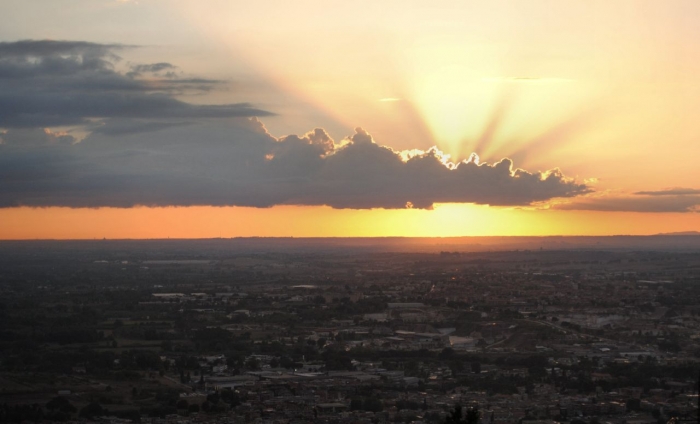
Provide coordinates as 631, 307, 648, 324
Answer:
2, 232, 700, 242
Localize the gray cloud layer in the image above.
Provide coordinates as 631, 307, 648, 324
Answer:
634, 188, 700, 196
0, 39, 590, 210
0, 40, 271, 129
0, 121, 588, 209
555, 193, 700, 213
0, 40, 123, 58
554, 187, 700, 213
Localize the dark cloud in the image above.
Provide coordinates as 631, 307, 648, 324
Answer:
634, 188, 700, 196
0, 122, 589, 209
0, 40, 272, 129
554, 188, 700, 212
128, 62, 176, 76
0, 40, 125, 58
88, 119, 194, 136
0, 128, 76, 146
554, 196, 700, 213
0, 39, 588, 210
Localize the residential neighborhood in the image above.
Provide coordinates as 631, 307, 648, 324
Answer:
1, 239, 700, 423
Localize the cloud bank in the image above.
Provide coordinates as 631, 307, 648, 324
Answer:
634, 188, 700, 196
554, 189, 700, 213
0, 120, 588, 209
0, 40, 271, 129
0, 39, 589, 210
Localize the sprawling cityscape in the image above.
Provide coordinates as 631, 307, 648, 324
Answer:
1, 238, 699, 423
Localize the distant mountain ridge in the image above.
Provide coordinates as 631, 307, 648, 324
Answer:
656, 231, 700, 236
3, 235, 700, 253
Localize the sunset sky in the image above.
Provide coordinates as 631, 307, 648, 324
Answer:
1, 0, 699, 238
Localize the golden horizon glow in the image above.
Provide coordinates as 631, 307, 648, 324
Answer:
2, 205, 700, 240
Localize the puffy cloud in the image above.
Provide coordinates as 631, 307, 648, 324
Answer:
0, 40, 272, 129
0, 121, 589, 209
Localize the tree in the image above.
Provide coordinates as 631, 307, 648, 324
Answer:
528, 365, 547, 379
465, 406, 480, 424
79, 402, 105, 419
220, 389, 240, 406
447, 404, 463, 422
440, 347, 455, 359
280, 356, 295, 369
46, 397, 76, 414
446, 404, 480, 423
245, 357, 260, 370
363, 397, 383, 412
626, 398, 641, 412
206, 392, 220, 405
